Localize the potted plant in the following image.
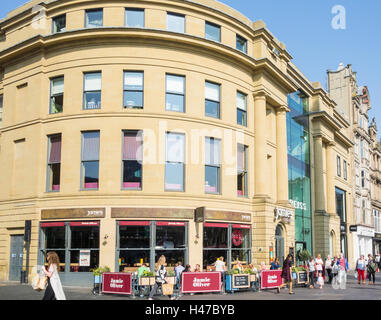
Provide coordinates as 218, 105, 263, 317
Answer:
92, 266, 110, 284
166, 270, 176, 285
139, 270, 156, 286
292, 266, 308, 285
243, 268, 257, 282
297, 249, 311, 268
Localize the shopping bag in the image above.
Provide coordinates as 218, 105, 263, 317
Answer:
354, 271, 358, 279
161, 283, 173, 296
32, 274, 47, 291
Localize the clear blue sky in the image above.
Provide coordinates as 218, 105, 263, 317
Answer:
1, 1, 380, 134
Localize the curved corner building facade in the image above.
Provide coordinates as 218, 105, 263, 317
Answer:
0, 0, 352, 285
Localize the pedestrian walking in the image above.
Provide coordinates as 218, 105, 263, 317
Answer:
325, 255, 333, 284
174, 261, 185, 291
355, 255, 366, 285
367, 254, 377, 285
308, 256, 315, 288
276, 254, 295, 294
333, 253, 348, 290
315, 254, 324, 289
375, 253, 381, 271
41, 251, 66, 300
270, 258, 281, 270
148, 255, 175, 300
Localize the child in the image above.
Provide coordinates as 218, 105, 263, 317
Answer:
317, 270, 324, 289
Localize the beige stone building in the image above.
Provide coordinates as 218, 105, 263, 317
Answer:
0, 0, 352, 285
328, 64, 374, 267
369, 119, 381, 255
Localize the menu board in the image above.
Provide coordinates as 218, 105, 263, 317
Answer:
233, 274, 250, 288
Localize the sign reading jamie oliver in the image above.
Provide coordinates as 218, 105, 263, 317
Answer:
181, 272, 221, 294
102, 273, 132, 295
261, 270, 282, 289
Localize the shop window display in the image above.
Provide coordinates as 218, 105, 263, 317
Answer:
70, 225, 100, 272
40, 222, 100, 273
117, 221, 188, 271
203, 223, 251, 269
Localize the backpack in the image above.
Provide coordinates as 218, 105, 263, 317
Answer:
369, 261, 377, 273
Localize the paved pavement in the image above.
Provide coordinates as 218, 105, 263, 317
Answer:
0, 272, 380, 300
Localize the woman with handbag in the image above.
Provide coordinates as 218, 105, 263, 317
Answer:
41, 251, 66, 300
367, 254, 377, 285
148, 255, 175, 300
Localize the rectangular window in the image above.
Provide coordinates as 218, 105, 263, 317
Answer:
123, 72, 143, 109
337, 155, 341, 177
236, 91, 247, 126
236, 34, 247, 53
237, 144, 248, 197
361, 170, 365, 188
47, 134, 61, 192
155, 222, 186, 267
205, 81, 220, 118
0, 95, 3, 127
166, 74, 185, 112
335, 187, 346, 223
125, 8, 145, 27
83, 72, 101, 110
122, 131, 142, 189
205, 21, 220, 42
205, 137, 221, 194
81, 131, 100, 190
85, 9, 103, 28
70, 222, 100, 272
203, 223, 251, 270
343, 160, 347, 180
52, 14, 66, 33
167, 12, 185, 33
50, 77, 64, 114
165, 133, 185, 191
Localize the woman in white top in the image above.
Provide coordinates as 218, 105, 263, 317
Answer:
308, 257, 315, 288
41, 251, 66, 300
315, 254, 324, 289
325, 255, 333, 284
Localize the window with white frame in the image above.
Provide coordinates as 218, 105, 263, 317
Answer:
50, 77, 64, 114
165, 132, 185, 191
81, 131, 100, 190
123, 72, 144, 109
205, 81, 220, 119
125, 8, 144, 28
237, 91, 247, 126
205, 137, 221, 194
167, 12, 185, 33
166, 74, 185, 112
83, 72, 101, 110
85, 9, 103, 28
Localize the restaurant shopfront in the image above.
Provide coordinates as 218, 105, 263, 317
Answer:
38, 207, 252, 286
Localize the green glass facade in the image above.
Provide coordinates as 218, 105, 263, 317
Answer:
287, 92, 312, 260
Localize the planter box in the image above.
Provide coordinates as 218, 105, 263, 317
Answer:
226, 274, 250, 291
139, 277, 155, 286
296, 271, 308, 284
166, 276, 176, 285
